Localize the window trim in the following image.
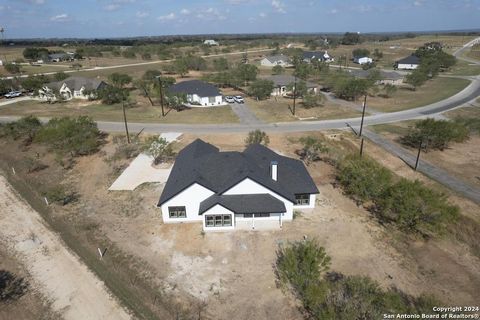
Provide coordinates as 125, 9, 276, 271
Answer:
294, 194, 310, 206
205, 214, 232, 227
168, 206, 186, 218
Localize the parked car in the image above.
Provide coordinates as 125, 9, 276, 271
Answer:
4, 91, 22, 99
234, 96, 244, 103
225, 96, 235, 103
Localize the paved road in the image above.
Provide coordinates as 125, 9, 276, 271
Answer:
229, 102, 263, 125
0, 96, 32, 106
362, 130, 480, 204
453, 37, 480, 65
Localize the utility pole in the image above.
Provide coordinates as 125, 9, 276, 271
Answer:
122, 99, 130, 144
156, 75, 165, 117
414, 138, 424, 171
360, 138, 364, 156
292, 75, 297, 116
358, 94, 367, 137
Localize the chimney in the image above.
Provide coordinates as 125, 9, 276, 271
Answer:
270, 161, 278, 181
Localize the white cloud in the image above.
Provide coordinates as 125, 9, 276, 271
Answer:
50, 13, 70, 22
103, 0, 136, 11
225, 0, 254, 4
271, 0, 286, 13
330, 8, 338, 14
158, 12, 176, 21
414, 0, 425, 6
136, 11, 149, 18
259, 12, 267, 18
180, 8, 190, 15
196, 8, 227, 21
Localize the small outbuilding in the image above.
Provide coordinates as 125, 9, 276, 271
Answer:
353, 56, 373, 65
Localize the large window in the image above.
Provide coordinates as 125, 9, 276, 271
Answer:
243, 213, 270, 218
169, 206, 186, 218
205, 214, 232, 227
295, 194, 310, 206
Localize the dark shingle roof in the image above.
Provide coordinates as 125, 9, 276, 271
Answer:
47, 76, 107, 91
396, 55, 421, 65
303, 51, 326, 61
346, 69, 403, 80
199, 194, 286, 214
168, 80, 221, 97
158, 139, 319, 206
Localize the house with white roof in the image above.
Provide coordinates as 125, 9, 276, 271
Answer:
157, 139, 319, 231
203, 39, 219, 46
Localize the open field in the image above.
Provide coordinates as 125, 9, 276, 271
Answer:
371, 114, 480, 190
1, 128, 479, 319
0, 99, 240, 124
366, 77, 470, 112
446, 59, 480, 76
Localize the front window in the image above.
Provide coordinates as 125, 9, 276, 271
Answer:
205, 214, 232, 227
295, 194, 310, 206
169, 206, 186, 218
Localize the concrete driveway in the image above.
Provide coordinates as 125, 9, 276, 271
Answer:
229, 102, 263, 125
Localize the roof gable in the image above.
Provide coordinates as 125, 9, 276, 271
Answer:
168, 80, 221, 97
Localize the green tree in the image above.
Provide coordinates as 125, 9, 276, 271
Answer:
294, 62, 313, 80
337, 154, 393, 202
352, 48, 370, 58
35, 116, 101, 156
341, 32, 361, 45
377, 179, 459, 234
0, 79, 15, 95
373, 48, 383, 61
302, 93, 322, 109
22, 47, 49, 61
401, 118, 469, 151
4, 63, 20, 74
212, 57, 229, 71
21, 76, 48, 92
405, 69, 428, 90
174, 59, 189, 77
287, 80, 308, 98
272, 65, 284, 75
235, 63, 258, 86
248, 79, 274, 100
298, 136, 329, 164
98, 86, 129, 105
108, 73, 132, 88
382, 84, 397, 98
245, 130, 269, 146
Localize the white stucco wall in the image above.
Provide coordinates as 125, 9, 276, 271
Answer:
188, 94, 225, 107
201, 204, 235, 231
160, 183, 215, 223
397, 63, 418, 70
222, 178, 294, 221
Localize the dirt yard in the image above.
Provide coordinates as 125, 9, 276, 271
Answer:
0, 176, 132, 320
1, 130, 479, 319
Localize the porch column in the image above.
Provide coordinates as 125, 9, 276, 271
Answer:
280, 213, 282, 228
252, 214, 255, 230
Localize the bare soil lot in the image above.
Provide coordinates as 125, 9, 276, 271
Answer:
1, 130, 479, 319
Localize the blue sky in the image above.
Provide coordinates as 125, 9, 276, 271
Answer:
0, 0, 479, 38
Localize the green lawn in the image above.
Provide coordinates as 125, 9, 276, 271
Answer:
445, 59, 480, 76
0, 100, 239, 124
367, 77, 470, 112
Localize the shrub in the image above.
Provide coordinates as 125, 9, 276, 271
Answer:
35, 116, 101, 156
0, 116, 42, 145
98, 86, 129, 105
454, 117, 480, 135
401, 118, 469, 151
0, 270, 28, 302
302, 93, 322, 109
245, 130, 269, 146
298, 136, 328, 164
4, 63, 20, 74
248, 79, 274, 100
53, 72, 69, 81
143, 136, 174, 165
276, 241, 441, 320
42, 185, 78, 206
376, 179, 459, 235
337, 154, 392, 203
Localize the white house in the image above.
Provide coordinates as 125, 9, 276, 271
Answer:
38, 76, 107, 101
353, 56, 373, 65
260, 55, 292, 67
261, 75, 318, 97
204, 39, 219, 46
158, 139, 319, 231
168, 80, 226, 107
395, 55, 421, 70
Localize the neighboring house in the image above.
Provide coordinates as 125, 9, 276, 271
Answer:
260, 54, 292, 67
353, 56, 373, 65
204, 39, 219, 46
38, 76, 107, 101
261, 75, 318, 96
395, 55, 421, 70
168, 80, 226, 107
303, 51, 334, 63
157, 139, 319, 231
346, 69, 404, 85
48, 52, 75, 63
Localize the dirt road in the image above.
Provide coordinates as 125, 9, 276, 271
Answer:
0, 175, 132, 320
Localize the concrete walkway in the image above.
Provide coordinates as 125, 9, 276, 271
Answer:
230, 103, 263, 126
362, 129, 480, 204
